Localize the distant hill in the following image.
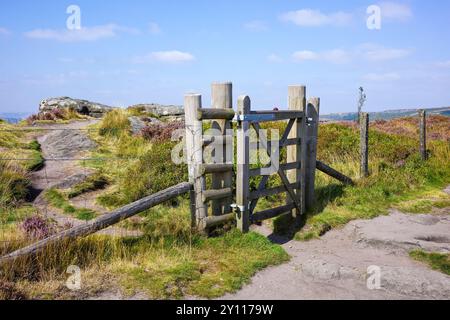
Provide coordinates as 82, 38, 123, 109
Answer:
0, 112, 31, 124
321, 107, 450, 122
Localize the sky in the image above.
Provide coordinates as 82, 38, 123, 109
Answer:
0, 0, 449, 114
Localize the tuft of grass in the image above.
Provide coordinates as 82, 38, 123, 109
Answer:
409, 250, 450, 275
96, 141, 187, 208
98, 109, 131, 137
118, 229, 289, 299
67, 172, 109, 199
44, 189, 96, 221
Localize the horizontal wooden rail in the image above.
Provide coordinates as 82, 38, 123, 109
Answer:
249, 162, 301, 177
197, 108, 235, 121
202, 188, 233, 202
247, 110, 304, 122
203, 213, 236, 229
249, 182, 300, 200
0, 182, 193, 265
251, 203, 295, 223
199, 163, 234, 175
316, 160, 354, 186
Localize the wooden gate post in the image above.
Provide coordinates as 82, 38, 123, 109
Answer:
236, 96, 251, 232
419, 109, 427, 160
211, 82, 233, 216
287, 85, 306, 216
304, 98, 320, 210
184, 94, 207, 230
360, 112, 369, 178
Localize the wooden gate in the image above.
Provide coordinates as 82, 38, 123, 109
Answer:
185, 83, 319, 233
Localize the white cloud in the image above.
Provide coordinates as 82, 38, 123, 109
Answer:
292, 50, 319, 61
25, 24, 139, 42
292, 49, 350, 64
436, 60, 450, 68
149, 22, 161, 35
244, 20, 268, 31
133, 50, 195, 63
363, 72, 401, 81
267, 54, 283, 63
0, 27, 11, 36
360, 44, 411, 61
379, 2, 413, 21
280, 9, 352, 27
322, 49, 351, 64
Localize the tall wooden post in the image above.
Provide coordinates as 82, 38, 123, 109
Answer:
419, 110, 427, 160
304, 98, 320, 210
236, 96, 251, 232
211, 82, 233, 216
184, 94, 207, 230
288, 85, 306, 216
360, 112, 369, 178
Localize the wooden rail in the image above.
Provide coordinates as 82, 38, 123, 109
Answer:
0, 182, 193, 265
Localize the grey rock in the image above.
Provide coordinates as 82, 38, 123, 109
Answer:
52, 173, 90, 190
39, 97, 114, 118
129, 103, 184, 117
128, 116, 147, 135
40, 129, 97, 158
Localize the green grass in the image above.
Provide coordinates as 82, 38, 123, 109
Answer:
98, 109, 131, 137
409, 250, 450, 275
266, 123, 450, 240
44, 188, 96, 221
1, 200, 288, 300
118, 229, 289, 299
67, 172, 109, 199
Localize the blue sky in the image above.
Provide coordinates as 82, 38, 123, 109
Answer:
0, 0, 449, 114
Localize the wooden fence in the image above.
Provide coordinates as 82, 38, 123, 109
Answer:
359, 109, 429, 178
185, 83, 348, 233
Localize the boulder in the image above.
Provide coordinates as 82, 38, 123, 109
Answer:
129, 104, 184, 117
128, 116, 147, 135
39, 97, 114, 118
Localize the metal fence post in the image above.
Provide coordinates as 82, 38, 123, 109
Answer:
360, 112, 369, 178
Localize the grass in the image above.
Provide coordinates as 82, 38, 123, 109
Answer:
98, 109, 131, 137
44, 189, 96, 221
67, 172, 109, 199
1, 113, 448, 300
409, 250, 450, 275
266, 119, 450, 240
1, 200, 288, 299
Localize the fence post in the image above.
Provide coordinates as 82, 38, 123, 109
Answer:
211, 82, 233, 216
288, 85, 306, 216
419, 109, 427, 160
236, 96, 251, 232
360, 112, 369, 178
305, 98, 320, 210
184, 94, 207, 230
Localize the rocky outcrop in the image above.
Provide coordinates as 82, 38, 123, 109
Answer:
129, 104, 184, 117
39, 97, 114, 118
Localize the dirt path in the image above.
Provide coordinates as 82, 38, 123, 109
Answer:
222, 206, 450, 300
29, 120, 141, 237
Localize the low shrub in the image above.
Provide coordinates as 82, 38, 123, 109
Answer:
140, 121, 184, 142
21, 216, 55, 240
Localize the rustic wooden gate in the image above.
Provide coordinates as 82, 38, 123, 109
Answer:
185, 83, 319, 233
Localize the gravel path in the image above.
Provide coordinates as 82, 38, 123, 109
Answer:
222, 207, 450, 300
29, 120, 141, 237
